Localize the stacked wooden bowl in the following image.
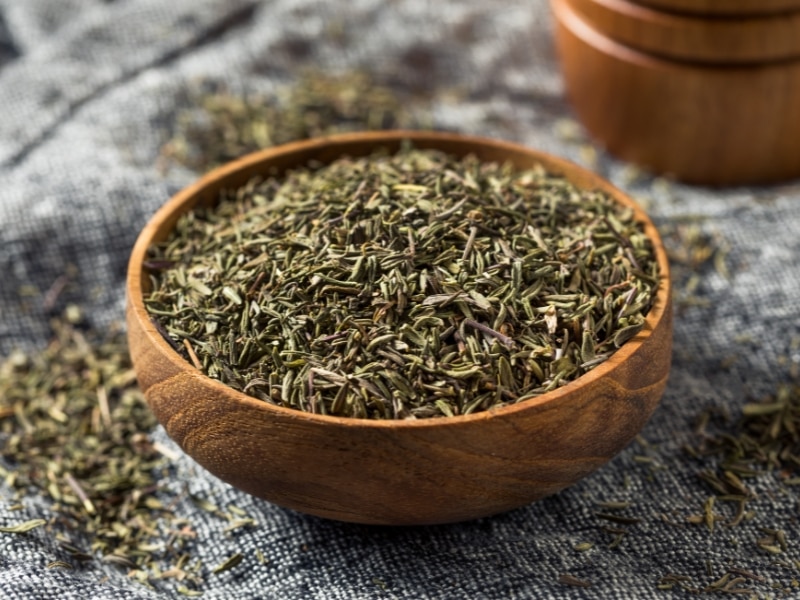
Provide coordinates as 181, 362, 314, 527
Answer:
551, 0, 800, 185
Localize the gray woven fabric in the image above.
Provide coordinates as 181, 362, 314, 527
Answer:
2, 1, 800, 598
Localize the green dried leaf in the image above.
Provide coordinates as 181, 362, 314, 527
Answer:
0, 519, 47, 534
212, 553, 244, 574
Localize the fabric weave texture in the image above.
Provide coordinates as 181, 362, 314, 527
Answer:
2, 1, 800, 598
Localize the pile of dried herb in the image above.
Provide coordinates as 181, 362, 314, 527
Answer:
0, 311, 201, 591
160, 70, 426, 174
645, 382, 800, 596
688, 382, 800, 522
144, 146, 660, 419
659, 218, 730, 309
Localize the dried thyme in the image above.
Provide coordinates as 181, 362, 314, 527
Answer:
558, 573, 592, 588
144, 146, 660, 420
0, 518, 47, 534
161, 70, 426, 174
0, 312, 198, 590
659, 218, 730, 309
689, 383, 800, 511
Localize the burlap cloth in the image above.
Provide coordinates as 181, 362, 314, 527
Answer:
2, 1, 800, 598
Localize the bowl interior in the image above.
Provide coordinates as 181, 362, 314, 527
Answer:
130, 130, 670, 420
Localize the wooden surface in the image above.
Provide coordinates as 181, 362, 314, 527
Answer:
126, 131, 672, 525
629, 0, 800, 16
571, 0, 800, 63
553, 0, 800, 185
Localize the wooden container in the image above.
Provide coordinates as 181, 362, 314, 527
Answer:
572, 0, 800, 63
552, 0, 800, 184
630, 0, 800, 16
126, 131, 672, 526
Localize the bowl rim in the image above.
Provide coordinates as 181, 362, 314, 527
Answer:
552, 0, 800, 70
627, 0, 800, 16
570, 0, 800, 64
127, 129, 671, 430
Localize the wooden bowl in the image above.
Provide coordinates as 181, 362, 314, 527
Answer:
571, 0, 800, 63
552, 0, 800, 185
126, 131, 672, 525
628, 0, 800, 16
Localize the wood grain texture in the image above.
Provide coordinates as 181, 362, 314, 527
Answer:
553, 0, 800, 185
629, 0, 800, 16
126, 131, 672, 525
571, 0, 800, 63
